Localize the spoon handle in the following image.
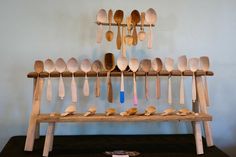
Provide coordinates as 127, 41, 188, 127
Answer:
180, 75, 185, 105
145, 73, 149, 100
120, 72, 125, 103
83, 74, 89, 96
107, 71, 113, 103
59, 75, 65, 99
204, 75, 210, 106
95, 74, 100, 97
147, 24, 152, 49
71, 75, 77, 102
47, 76, 52, 102
132, 25, 138, 45
121, 26, 126, 57
96, 24, 103, 43
117, 24, 121, 50
168, 76, 172, 104
192, 73, 196, 102
133, 73, 138, 106
156, 74, 160, 99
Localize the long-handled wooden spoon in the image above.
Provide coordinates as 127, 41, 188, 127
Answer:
125, 16, 133, 46
104, 53, 116, 103
92, 60, 103, 97
131, 10, 140, 45
152, 58, 163, 99
200, 56, 210, 106
178, 55, 187, 105
106, 9, 113, 42
165, 57, 174, 104
45, 59, 55, 102
67, 58, 79, 102
55, 58, 67, 99
189, 58, 199, 103
138, 12, 146, 41
81, 59, 91, 96
129, 58, 139, 106
114, 10, 124, 50
34, 60, 44, 100
96, 9, 107, 43
140, 59, 151, 100
145, 8, 157, 49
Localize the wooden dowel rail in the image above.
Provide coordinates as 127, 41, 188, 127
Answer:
27, 70, 214, 78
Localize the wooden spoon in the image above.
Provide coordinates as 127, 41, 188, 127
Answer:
34, 60, 44, 100
117, 56, 128, 104
145, 8, 157, 49
138, 12, 146, 41
80, 59, 91, 96
140, 59, 151, 100
92, 60, 103, 97
67, 58, 79, 102
55, 58, 67, 99
152, 58, 163, 99
106, 9, 113, 42
125, 16, 133, 46
178, 55, 187, 105
129, 58, 139, 106
165, 57, 174, 104
104, 53, 116, 103
200, 56, 210, 106
45, 59, 55, 102
131, 10, 140, 45
189, 58, 199, 103
96, 9, 107, 43
114, 10, 124, 50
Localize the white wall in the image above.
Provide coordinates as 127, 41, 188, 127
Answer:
0, 0, 235, 156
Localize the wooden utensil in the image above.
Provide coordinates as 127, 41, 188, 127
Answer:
96, 9, 107, 43
145, 8, 157, 49
92, 60, 103, 97
178, 55, 187, 105
67, 58, 79, 102
106, 9, 113, 42
152, 58, 163, 99
114, 10, 124, 50
165, 57, 174, 104
131, 10, 140, 45
200, 56, 210, 106
129, 58, 139, 106
121, 25, 126, 57
140, 59, 151, 100
189, 58, 199, 102
45, 59, 55, 102
55, 58, 67, 99
138, 12, 146, 41
80, 59, 91, 96
125, 16, 133, 46
104, 53, 116, 103
117, 56, 128, 104
34, 60, 44, 100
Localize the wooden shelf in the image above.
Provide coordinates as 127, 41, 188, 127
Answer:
27, 70, 214, 78
37, 113, 212, 123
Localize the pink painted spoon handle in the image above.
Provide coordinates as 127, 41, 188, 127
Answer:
133, 73, 138, 106
156, 75, 160, 99
192, 73, 196, 102
168, 76, 172, 104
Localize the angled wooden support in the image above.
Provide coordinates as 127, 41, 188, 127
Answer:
43, 122, 56, 157
24, 78, 44, 151
193, 121, 204, 155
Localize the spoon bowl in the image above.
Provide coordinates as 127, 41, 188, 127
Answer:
67, 57, 79, 73
96, 9, 107, 43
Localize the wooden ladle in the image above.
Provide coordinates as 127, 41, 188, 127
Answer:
55, 58, 67, 99
106, 9, 113, 42
92, 60, 103, 97
45, 59, 55, 102
34, 60, 44, 100
189, 58, 199, 103
152, 58, 163, 99
114, 10, 124, 50
96, 9, 107, 43
178, 55, 187, 105
165, 57, 174, 104
104, 53, 116, 103
81, 59, 91, 97
131, 10, 140, 45
140, 59, 151, 100
200, 56, 210, 106
129, 58, 139, 106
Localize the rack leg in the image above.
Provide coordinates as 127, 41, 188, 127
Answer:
43, 122, 55, 157
35, 123, 40, 139
193, 121, 204, 155
203, 121, 214, 146
24, 116, 37, 151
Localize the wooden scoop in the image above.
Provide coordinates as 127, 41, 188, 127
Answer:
131, 10, 140, 45
55, 58, 67, 99
34, 60, 44, 100
140, 59, 151, 100
114, 10, 124, 50
189, 58, 199, 102
106, 9, 113, 42
96, 9, 107, 43
200, 56, 210, 106
104, 53, 115, 103
92, 60, 103, 97
145, 8, 157, 49
129, 58, 139, 106
152, 58, 163, 99
45, 59, 55, 102
178, 55, 187, 105
81, 59, 91, 96
165, 57, 174, 104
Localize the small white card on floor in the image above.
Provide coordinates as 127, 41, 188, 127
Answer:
112, 155, 129, 157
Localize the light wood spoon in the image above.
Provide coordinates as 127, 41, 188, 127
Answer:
114, 10, 124, 50
67, 58, 79, 102
178, 55, 187, 105
106, 9, 113, 42
140, 59, 151, 100
55, 58, 67, 99
96, 9, 107, 43
34, 60, 44, 100
104, 53, 116, 103
129, 58, 139, 106
131, 10, 140, 45
145, 8, 157, 49
92, 60, 103, 97
165, 57, 174, 104
45, 59, 55, 102
125, 16, 133, 46
81, 59, 91, 96
200, 56, 210, 106
152, 58, 163, 99
117, 56, 128, 104
189, 58, 199, 102
138, 12, 146, 41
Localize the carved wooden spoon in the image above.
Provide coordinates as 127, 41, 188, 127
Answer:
140, 59, 151, 100
45, 59, 55, 102
96, 9, 107, 43
129, 58, 139, 106
131, 10, 140, 45
152, 58, 163, 99
55, 58, 66, 99
81, 59, 91, 96
165, 57, 174, 104
178, 55, 187, 105
114, 10, 124, 50
189, 58, 199, 103
92, 60, 103, 97
34, 60, 44, 100
200, 56, 210, 106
